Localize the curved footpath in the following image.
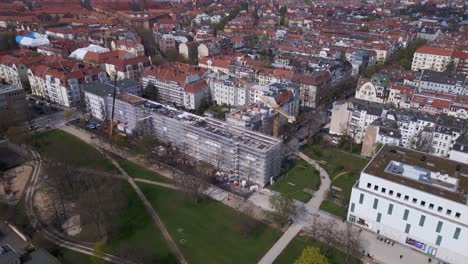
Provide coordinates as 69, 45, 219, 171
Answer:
258, 151, 332, 264
25, 150, 133, 264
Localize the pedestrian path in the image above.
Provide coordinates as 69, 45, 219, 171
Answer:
258, 151, 332, 264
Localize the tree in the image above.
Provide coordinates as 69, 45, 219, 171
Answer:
136, 133, 159, 160
294, 247, 329, 264
112, 134, 128, 154
409, 130, 432, 153
142, 82, 160, 102
173, 171, 208, 203
92, 242, 109, 264
399, 58, 412, 70
63, 110, 71, 120
269, 193, 296, 224
444, 61, 455, 73
341, 222, 361, 263
279, 6, 288, 26
361, 66, 376, 78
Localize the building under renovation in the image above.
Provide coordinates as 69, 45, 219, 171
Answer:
135, 101, 283, 186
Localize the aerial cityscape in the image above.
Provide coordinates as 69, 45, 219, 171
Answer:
0, 0, 467, 263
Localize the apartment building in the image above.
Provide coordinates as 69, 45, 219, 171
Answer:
111, 39, 145, 57
28, 63, 107, 107
225, 83, 300, 133
136, 101, 284, 186
291, 71, 332, 109
418, 70, 467, 96
355, 74, 391, 104
348, 146, 468, 264
208, 74, 248, 107
0, 85, 28, 123
411, 46, 454, 72
82, 79, 141, 121
448, 136, 468, 164
140, 63, 209, 110
105, 56, 151, 81
0, 55, 37, 88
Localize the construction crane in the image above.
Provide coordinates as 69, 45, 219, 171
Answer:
109, 72, 118, 140
234, 77, 296, 138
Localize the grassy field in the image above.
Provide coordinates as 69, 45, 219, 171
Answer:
319, 201, 348, 220
108, 184, 175, 263
274, 236, 362, 264
113, 155, 171, 183
138, 183, 281, 264
271, 159, 320, 202
301, 145, 368, 219
302, 145, 368, 202
33, 129, 117, 172
55, 249, 92, 264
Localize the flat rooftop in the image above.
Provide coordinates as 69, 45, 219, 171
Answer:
138, 101, 281, 151
364, 145, 468, 204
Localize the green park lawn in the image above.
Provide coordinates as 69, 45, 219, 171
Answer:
274, 236, 362, 264
302, 144, 368, 218
113, 155, 171, 183
319, 201, 348, 220
271, 159, 321, 203
33, 129, 117, 172
138, 183, 281, 264
55, 249, 92, 264
108, 184, 175, 263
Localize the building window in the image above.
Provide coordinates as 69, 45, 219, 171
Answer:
381, 188, 386, 193
420, 201, 426, 207
436, 221, 443, 233
437, 206, 443, 213
397, 193, 401, 198
419, 215, 426, 227
389, 190, 394, 196
349, 215, 356, 223
446, 209, 452, 216
436, 235, 442, 246
367, 183, 371, 188
374, 185, 379, 191
405, 224, 411, 234
376, 213, 382, 223
412, 198, 417, 204
388, 204, 393, 215
404, 195, 409, 201
359, 193, 364, 204
351, 203, 355, 213
454, 227, 461, 240
429, 204, 434, 209
373, 198, 379, 209
403, 209, 409, 220
455, 212, 461, 218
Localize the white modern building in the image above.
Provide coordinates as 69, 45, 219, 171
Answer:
348, 146, 468, 264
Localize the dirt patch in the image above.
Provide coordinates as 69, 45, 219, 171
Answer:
0, 162, 33, 205
333, 171, 349, 180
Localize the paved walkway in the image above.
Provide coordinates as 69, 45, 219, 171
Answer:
60, 126, 188, 264
61, 126, 432, 264
258, 151, 332, 264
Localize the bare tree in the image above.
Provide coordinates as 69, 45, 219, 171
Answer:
409, 130, 433, 153
321, 219, 338, 248
341, 222, 361, 263
173, 172, 208, 204
309, 214, 322, 240
269, 193, 296, 225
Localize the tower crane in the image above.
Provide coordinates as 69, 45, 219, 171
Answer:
234, 77, 295, 138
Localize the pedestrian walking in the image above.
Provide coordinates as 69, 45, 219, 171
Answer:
400, 255, 403, 259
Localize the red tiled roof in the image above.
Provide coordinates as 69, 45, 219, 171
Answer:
415, 46, 454, 57
184, 80, 208, 93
